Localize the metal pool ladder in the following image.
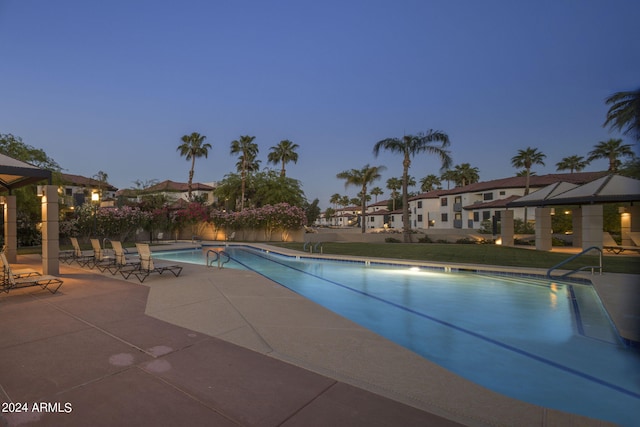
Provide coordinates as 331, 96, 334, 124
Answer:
546, 246, 602, 279
206, 249, 231, 269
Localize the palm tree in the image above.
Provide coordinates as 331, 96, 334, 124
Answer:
177, 132, 212, 200
603, 88, 640, 141
511, 147, 546, 225
370, 187, 383, 203
336, 164, 386, 233
230, 135, 258, 211
440, 169, 457, 189
267, 139, 299, 177
555, 155, 589, 173
587, 138, 634, 172
510, 147, 546, 196
386, 177, 402, 210
373, 131, 451, 242
452, 163, 480, 187
329, 193, 342, 210
419, 174, 441, 192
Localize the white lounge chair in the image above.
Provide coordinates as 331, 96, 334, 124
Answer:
0, 253, 63, 294
130, 243, 183, 283
90, 239, 114, 272
108, 241, 140, 278
602, 232, 639, 254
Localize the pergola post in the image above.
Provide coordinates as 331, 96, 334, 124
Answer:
535, 207, 552, 251
571, 208, 582, 248
500, 209, 514, 247
2, 195, 17, 263
41, 185, 59, 275
581, 204, 603, 250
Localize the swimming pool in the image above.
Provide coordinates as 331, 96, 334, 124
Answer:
155, 245, 640, 426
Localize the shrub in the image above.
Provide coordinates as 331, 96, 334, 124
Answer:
385, 237, 401, 243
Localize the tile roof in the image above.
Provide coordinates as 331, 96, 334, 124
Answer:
410, 171, 608, 201
60, 173, 118, 191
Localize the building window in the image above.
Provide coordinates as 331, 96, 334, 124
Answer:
499, 191, 506, 196
454, 196, 461, 204
441, 198, 448, 206
483, 193, 493, 201
65, 188, 72, 196
482, 211, 491, 220
417, 201, 422, 208
441, 213, 448, 222
417, 214, 423, 222
473, 212, 479, 222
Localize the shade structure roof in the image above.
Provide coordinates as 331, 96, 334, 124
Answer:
507, 174, 640, 207
0, 153, 52, 192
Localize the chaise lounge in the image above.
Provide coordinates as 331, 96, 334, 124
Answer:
108, 240, 140, 278
130, 243, 183, 283
0, 253, 63, 294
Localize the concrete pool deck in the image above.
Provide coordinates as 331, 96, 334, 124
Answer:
2, 245, 635, 426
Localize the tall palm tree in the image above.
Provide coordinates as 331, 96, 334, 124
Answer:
511, 147, 546, 225
603, 88, 640, 141
370, 187, 383, 203
555, 155, 589, 173
373, 131, 451, 242
267, 139, 299, 177
386, 177, 402, 211
177, 132, 212, 200
336, 164, 386, 233
419, 174, 441, 192
587, 138, 634, 172
329, 193, 342, 210
230, 135, 258, 211
452, 163, 480, 187
510, 147, 546, 196
440, 169, 457, 189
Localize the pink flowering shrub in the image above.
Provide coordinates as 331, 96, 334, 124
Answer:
210, 203, 305, 239
61, 204, 151, 242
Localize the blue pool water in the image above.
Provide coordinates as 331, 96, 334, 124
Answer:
155, 246, 640, 426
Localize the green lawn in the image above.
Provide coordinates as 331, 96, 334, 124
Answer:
271, 242, 640, 275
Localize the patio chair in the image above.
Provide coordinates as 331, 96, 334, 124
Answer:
90, 239, 114, 272
65, 237, 94, 267
108, 240, 140, 278
0, 252, 41, 280
602, 232, 639, 254
130, 243, 183, 283
0, 253, 63, 294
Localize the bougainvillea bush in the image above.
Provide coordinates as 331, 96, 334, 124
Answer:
210, 203, 306, 240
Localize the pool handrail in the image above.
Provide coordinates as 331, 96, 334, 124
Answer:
206, 249, 231, 269
546, 246, 602, 279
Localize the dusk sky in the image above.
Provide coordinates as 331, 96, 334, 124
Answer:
1, 1, 638, 208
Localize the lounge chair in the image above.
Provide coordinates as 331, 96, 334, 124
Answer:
629, 232, 640, 247
108, 241, 140, 278
0, 250, 40, 279
64, 237, 94, 267
90, 239, 114, 272
226, 231, 236, 242
0, 253, 63, 294
602, 232, 639, 254
130, 243, 183, 283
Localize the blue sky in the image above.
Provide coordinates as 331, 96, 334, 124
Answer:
1, 1, 638, 208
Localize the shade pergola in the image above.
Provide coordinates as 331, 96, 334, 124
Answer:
0, 152, 52, 191
505, 174, 640, 251
0, 153, 57, 274
507, 175, 640, 207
